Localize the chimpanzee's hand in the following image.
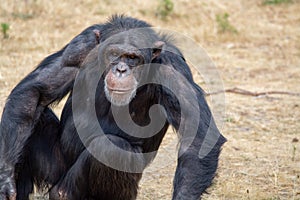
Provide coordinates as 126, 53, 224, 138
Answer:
62, 28, 101, 67
0, 165, 16, 200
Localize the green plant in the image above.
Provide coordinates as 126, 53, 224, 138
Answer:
225, 117, 235, 123
157, 0, 174, 19
216, 13, 238, 34
263, 0, 293, 5
1, 23, 10, 39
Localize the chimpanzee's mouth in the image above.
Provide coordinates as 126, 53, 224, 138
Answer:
104, 86, 137, 106
107, 87, 134, 94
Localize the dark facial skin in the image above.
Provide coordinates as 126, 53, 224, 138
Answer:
104, 45, 142, 106
102, 31, 163, 106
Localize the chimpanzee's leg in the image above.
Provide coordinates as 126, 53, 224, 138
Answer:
49, 135, 144, 200
15, 108, 66, 200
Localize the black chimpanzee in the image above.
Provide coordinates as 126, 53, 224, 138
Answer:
0, 15, 226, 200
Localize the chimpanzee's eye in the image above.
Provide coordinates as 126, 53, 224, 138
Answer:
128, 55, 136, 59
111, 52, 118, 57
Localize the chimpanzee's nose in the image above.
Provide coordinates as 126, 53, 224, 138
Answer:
116, 64, 128, 73
113, 63, 130, 77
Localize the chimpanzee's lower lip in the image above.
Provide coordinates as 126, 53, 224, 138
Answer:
108, 88, 133, 94
112, 90, 130, 94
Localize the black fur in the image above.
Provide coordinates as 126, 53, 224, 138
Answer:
0, 15, 226, 200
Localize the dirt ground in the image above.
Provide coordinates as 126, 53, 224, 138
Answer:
0, 0, 300, 199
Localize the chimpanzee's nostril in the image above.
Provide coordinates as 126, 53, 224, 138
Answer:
114, 63, 129, 77
116, 65, 127, 73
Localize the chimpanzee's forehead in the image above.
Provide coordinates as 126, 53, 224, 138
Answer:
103, 29, 158, 49
107, 44, 141, 54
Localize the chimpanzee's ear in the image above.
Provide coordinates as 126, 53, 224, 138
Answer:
93, 29, 101, 44
152, 41, 165, 60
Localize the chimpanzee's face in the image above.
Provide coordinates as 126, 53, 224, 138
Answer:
100, 31, 163, 106
103, 43, 145, 106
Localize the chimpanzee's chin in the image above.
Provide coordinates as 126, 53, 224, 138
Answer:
104, 89, 136, 106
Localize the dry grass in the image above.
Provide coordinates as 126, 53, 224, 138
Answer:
1, 0, 300, 199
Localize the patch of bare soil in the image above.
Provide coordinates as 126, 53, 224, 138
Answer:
0, 0, 299, 199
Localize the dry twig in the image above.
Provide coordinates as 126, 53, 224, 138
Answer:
206, 87, 300, 97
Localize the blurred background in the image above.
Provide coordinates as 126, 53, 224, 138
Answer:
0, 0, 300, 199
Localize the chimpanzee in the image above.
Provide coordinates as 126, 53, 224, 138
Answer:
0, 15, 226, 200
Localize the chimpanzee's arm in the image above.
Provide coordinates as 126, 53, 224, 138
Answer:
0, 25, 101, 199
157, 49, 226, 200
